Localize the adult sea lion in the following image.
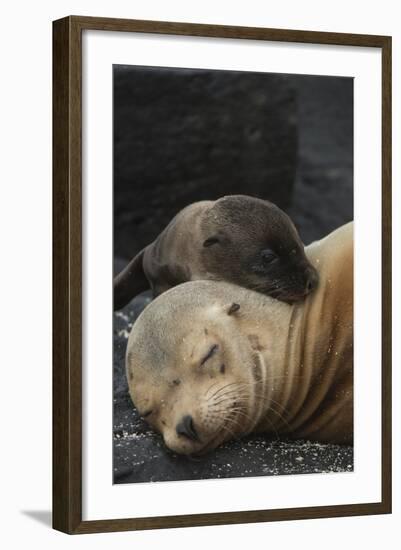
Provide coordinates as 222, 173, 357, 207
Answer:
126, 222, 353, 455
114, 195, 318, 310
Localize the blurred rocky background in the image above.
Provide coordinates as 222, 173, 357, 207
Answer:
113, 66, 353, 484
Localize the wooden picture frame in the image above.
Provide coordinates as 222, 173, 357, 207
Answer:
53, 15, 392, 534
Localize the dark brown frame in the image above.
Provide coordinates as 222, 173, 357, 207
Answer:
53, 15, 392, 534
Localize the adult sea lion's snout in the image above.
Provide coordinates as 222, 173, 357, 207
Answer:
160, 376, 254, 456
176, 415, 200, 442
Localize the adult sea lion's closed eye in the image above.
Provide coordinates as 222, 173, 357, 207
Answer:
200, 344, 219, 365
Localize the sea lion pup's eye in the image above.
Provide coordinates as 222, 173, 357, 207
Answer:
260, 248, 278, 264
142, 410, 153, 418
200, 344, 219, 366
227, 303, 240, 315
203, 237, 220, 247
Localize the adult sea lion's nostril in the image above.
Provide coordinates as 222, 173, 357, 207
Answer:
176, 415, 200, 441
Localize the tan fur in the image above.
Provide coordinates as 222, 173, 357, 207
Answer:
126, 222, 353, 454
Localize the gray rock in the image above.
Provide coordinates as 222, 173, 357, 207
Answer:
113, 65, 297, 259
288, 75, 353, 244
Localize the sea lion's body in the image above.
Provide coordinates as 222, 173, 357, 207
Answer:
126, 223, 353, 455
250, 221, 353, 443
114, 195, 318, 309
142, 201, 210, 296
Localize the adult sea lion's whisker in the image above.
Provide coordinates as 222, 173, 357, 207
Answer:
209, 396, 249, 408
269, 397, 291, 416
207, 381, 245, 400
210, 390, 250, 404
249, 392, 290, 414
229, 408, 253, 423
209, 399, 248, 414
210, 387, 247, 400
268, 404, 292, 428
204, 381, 220, 399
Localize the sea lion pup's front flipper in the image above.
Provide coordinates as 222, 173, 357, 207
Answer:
114, 247, 149, 310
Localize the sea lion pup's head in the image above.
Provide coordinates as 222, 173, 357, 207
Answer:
126, 281, 281, 456
114, 195, 318, 310
196, 195, 318, 303
199, 195, 318, 303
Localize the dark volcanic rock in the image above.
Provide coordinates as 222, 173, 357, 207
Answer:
113, 296, 353, 484
113, 65, 297, 259
288, 75, 353, 245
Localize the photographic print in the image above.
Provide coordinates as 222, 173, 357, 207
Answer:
112, 65, 354, 484
53, 16, 390, 533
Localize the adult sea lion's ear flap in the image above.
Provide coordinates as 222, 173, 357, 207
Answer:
226, 302, 241, 316
113, 248, 150, 311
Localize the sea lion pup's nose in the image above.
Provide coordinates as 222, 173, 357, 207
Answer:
305, 268, 319, 293
176, 415, 200, 442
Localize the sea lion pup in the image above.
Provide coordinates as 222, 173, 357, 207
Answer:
114, 195, 318, 310
126, 222, 353, 455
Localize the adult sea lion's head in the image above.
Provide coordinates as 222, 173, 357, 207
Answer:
126, 281, 270, 456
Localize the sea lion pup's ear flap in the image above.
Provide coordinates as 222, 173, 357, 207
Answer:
226, 303, 240, 316
113, 248, 150, 311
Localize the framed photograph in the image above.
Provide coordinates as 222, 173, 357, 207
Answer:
53, 16, 392, 534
